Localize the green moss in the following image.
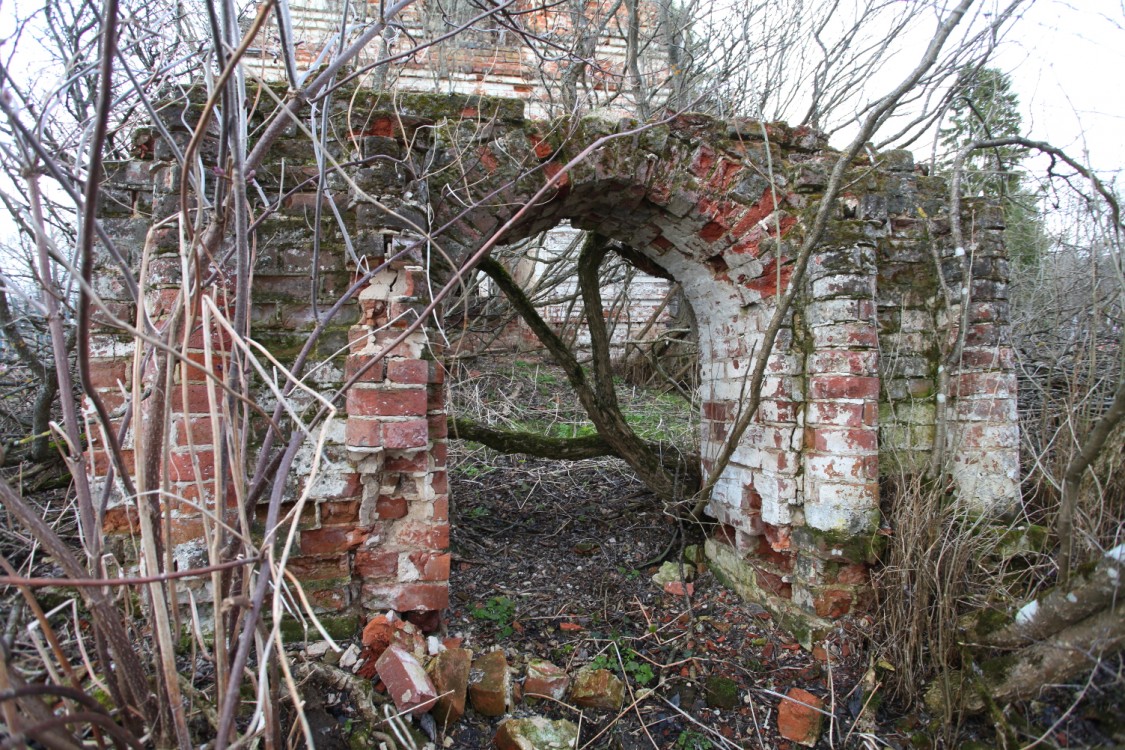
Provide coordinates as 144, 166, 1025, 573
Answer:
277, 612, 359, 643
979, 652, 1017, 685
793, 523, 885, 564
705, 676, 740, 709
972, 607, 1012, 638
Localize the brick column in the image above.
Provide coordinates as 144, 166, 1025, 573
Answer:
795, 242, 880, 619
344, 261, 450, 624
946, 203, 1020, 512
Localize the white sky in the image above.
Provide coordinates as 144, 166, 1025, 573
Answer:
995, 0, 1125, 177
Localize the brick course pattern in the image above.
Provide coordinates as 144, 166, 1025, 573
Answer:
91, 89, 1018, 634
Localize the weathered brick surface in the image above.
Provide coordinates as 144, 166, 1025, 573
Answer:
375, 645, 438, 716
92, 92, 1017, 635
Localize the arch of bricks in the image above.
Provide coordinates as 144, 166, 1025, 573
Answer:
91, 91, 1019, 638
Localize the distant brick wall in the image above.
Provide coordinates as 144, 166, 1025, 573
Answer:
249, 0, 669, 119
92, 90, 1018, 635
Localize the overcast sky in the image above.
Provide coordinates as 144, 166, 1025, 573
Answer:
997, 0, 1125, 176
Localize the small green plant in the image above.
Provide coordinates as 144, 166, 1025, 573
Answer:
675, 730, 713, 749
471, 596, 516, 637
464, 505, 491, 519
616, 565, 641, 580
589, 646, 655, 687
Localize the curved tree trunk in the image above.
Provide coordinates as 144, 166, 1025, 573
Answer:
478, 238, 694, 504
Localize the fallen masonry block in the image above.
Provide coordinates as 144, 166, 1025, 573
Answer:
494, 716, 579, 750
376, 645, 438, 716
428, 647, 472, 725
469, 650, 511, 717
777, 687, 824, 747
568, 667, 623, 711
359, 613, 425, 677
522, 659, 570, 703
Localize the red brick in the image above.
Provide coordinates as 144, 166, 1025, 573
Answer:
285, 554, 349, 581
745, 259, 794, 297
377, 645, 438, 716
427, 383, 444, 410
382, 419, 429, 449
385, 452, 428, 473
355, 549, 398, 579
300, 526, 366, 555
172, 384, 216, 414
309, 587, 349, 611
702, 400, 734, 421
89, 448, 136, 476
89, 389, 125, 415
376, 495, 408, 519
88, 359, 129, 389
529, 134, 553, 160
469, 650, 510, 717
174, 417, 216, 446
835, 564, 869, 585
168, 450, 216, 482
348, 325, 371, 353
389, 583, 449, 612
756, 538, 794, 572
755, 569, 791, 599
103, 504, 138, 533
764, 524, 791, 551
808, 376, 879, 400
691, 144, 716, 178
432, 496, 449, 521
523, 659, 570, 702
805, 427, 878, 453
346, 387, 427, 417
255, 501, 316, 528
181, 350, 226, 383
386, 359, 430, 384
428, 413, 448, 439
699, 220, 726, 242
345, 418, 382, 448
430, 471, 448, 495
431, 443, 448, 468
169, 517, 205, 545
408, 551, 451, 581
86, 417, 127, 447
345, 354, 385, 383
778, 688, 823, 747
428, 648, 472, 724
395, 522, 450, 549
814, 588, 853, 618
185, 325, 230, 350
807, 349, 877, 375
320, 499, 360, 526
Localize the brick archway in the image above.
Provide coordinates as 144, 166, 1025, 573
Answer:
92, 92, 1018, 638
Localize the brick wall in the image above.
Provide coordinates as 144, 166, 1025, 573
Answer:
92, 90, 1019, 636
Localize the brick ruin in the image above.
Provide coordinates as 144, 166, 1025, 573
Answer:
91, 89, 1019, 639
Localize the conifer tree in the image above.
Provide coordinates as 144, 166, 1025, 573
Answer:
940, 66, 1048, 267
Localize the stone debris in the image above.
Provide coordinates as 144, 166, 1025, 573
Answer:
568, 667, 624, 711
427, 647, 473, 725
375, 645, 439, 716
339, 643, 361, 671
469, 650, 511, 717
493, 716, 579, 750
651, 560, 694, 591
777, 687, 824, 747
663, 581, 695, 596
522, 659, 570, 702
304, 641, 332, 659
